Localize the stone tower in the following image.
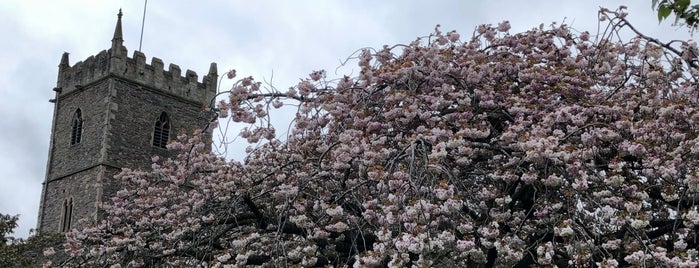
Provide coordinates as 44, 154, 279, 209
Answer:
37, 10, 218, 233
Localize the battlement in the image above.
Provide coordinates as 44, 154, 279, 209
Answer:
56, 47, 218, 106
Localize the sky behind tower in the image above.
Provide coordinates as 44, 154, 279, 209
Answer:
0, 0, 694, 238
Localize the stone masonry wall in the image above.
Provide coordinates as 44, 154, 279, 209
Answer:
47, 79, 109, 180
40, 167, 101, 232
105, 78, 212, 170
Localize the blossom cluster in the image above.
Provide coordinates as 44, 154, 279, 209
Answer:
58, 8, 699, 267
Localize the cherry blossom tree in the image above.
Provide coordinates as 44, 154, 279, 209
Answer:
56, 8, 699, 267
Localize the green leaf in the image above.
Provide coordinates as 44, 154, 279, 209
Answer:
659, 5, 673, 22
653, 0, 669, 9
677, 0, 691, 12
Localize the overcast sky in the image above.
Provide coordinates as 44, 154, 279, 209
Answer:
0, 0, 693, 238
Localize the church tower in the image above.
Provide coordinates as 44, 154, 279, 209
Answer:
37, 10, 218, 233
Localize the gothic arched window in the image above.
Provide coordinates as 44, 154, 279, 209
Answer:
153, 112, 170, 148
61, 198, 73, 232
70, 109, 83, 145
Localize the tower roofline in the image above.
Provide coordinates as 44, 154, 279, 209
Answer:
54, 9, 218, 106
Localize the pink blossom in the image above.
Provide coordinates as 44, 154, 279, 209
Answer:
447, 30, 460, 42
226, 69, 236, 79
309, 70, 325, 81
497, 21, 511, 32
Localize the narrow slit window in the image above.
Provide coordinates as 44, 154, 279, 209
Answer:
71, 109, 83, 145
153, 112, 170, 148
61, 198, 73, 232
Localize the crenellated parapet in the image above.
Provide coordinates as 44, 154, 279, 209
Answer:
55, 47, 218, 106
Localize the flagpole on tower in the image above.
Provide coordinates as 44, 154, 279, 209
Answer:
139, 0, 148, 51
